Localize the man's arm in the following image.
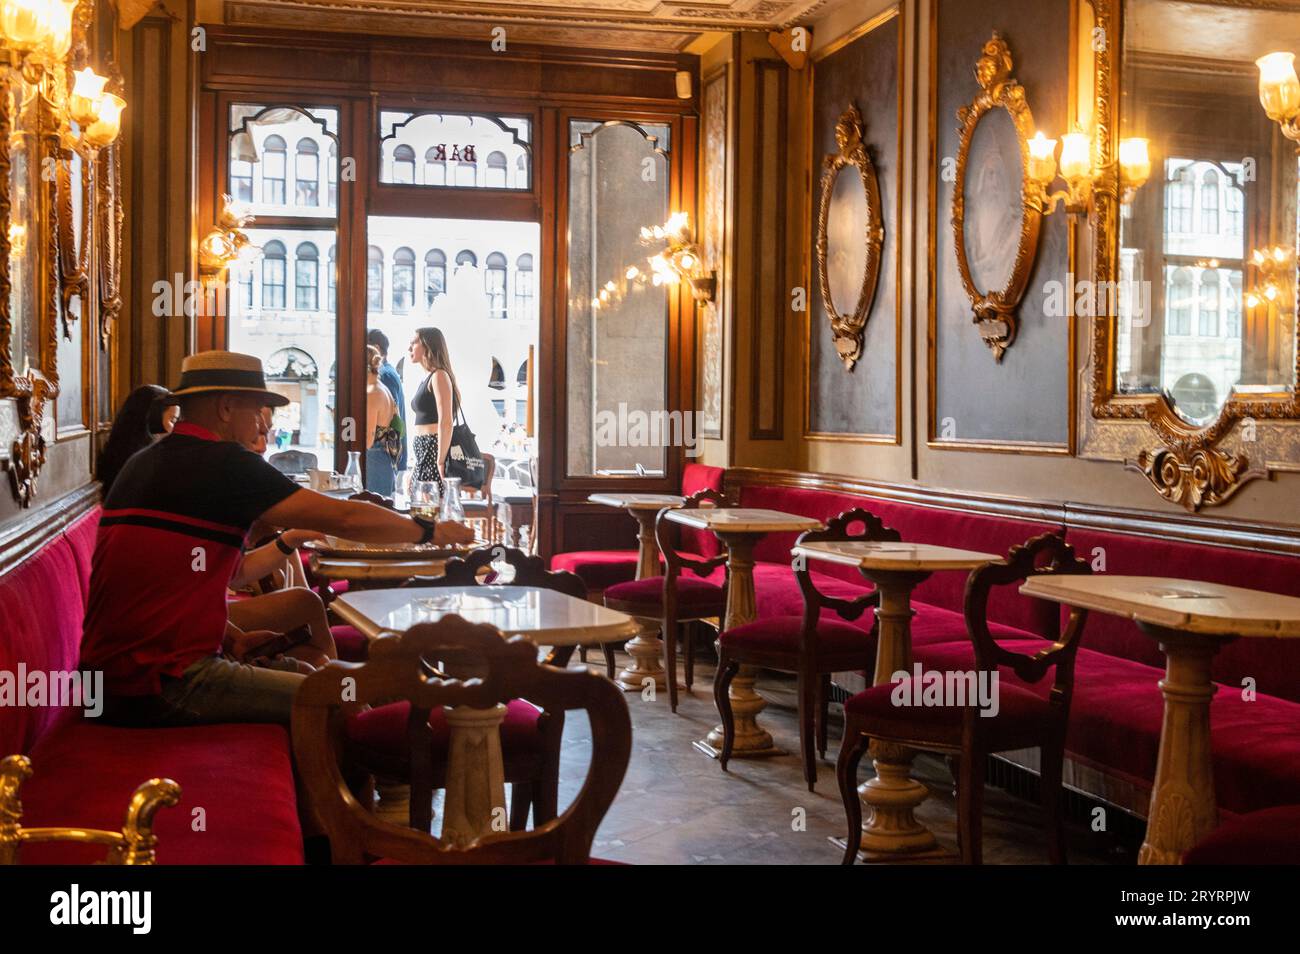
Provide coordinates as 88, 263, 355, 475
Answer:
261, 489, 472, 545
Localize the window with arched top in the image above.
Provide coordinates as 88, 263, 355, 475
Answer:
393, 144, 415, 184
425, 147, 446, 186
1200, 169, 1219, 235
232, 158, 253, 202
1166, 164, 1193, 234
516, 359, 528, 386
514, 252, 534, 317
1226, 273, 1242, 337
262, 240, 286, 309
425, 249, 446, 306
295, 138, 319, 206
1168, 267, 1193, 335
262, 135, 287, 205
456, 155, 477, 187
295, 242, 319, 311
1198, 268, 1219, 336
455, 249, 477, 269
393, 247, 415, 313
367, 246, 384, 312
486, 252, 507, 319
485, 151, 508, 188
327, 245, 336, 313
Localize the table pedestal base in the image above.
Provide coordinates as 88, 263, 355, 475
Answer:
854, 741, 945, 858
696, 665, 782, 759
441, 703, 508, 848
615, 621, 669, 692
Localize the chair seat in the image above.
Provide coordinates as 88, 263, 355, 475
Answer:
345, 698, 543, 761
331, 624, 369, 662
604, 575, 725, 616
844, 677, 1051, 751
1184, 805, 1300, 864
720, 615, 875, 660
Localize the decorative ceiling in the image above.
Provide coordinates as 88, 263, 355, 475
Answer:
222, 0, 849, 51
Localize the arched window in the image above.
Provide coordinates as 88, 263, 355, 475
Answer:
1168, 267, 1193, 335
514, 154, 528, 189
393, 144, 415, 184
424, 147, 446, 186
489, 358, 506, 390
392, 247, 415, 314
513, 253, 534, 317
295, 138, 319, 206
367, 246, 384, 312
456, 153, 477, 187
327, 245, 336, 312
1166, 165, 1193, 234
516, 359, 528, 386
327, 140, 338, 208
262, 240, 286, 309
455, 249, 477, 269
485, 151, 508, 188
425, 249, 446, 306
1200, 169, 1219, 235
239, 268, 253, 310
295, 242, 319, 311
1225, 179, 1244, 236
486, 252, 507, 319
1198, 268, 1219, 336
262, 135, 287, 205
231, 157, 253, 202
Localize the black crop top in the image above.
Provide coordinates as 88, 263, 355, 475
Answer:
412, 372, 455, 425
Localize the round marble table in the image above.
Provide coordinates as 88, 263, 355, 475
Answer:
794, 539, 998, 862
333, 584, 639, 847
667, 507, 825, 758
1020, 574, 1300, 865
588, 492, 685, 692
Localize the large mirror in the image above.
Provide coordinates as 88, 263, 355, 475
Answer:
815, 103, 883, 370
1087, 0, 1300, 510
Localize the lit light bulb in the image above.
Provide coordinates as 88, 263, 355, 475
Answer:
70, 68, 109, 128
1059, 129, 1092, 183
679, 253, 695, 270
1257, 51, 1300, 122
2, 0, 49, 52
625, 265, 639, 279
84, 93, 126, 148
1027, 131, 1057, 184
1247, 293, 1261, 309
1118, 138, 1151, 190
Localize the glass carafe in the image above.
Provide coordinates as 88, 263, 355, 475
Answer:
440, 477, 465, 523
343, 451, 362, 492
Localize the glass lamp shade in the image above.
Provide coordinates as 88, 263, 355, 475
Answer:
1118, 138, 1151, 187
1026, 131, 1057, 184
83, 93, 124, 147
1059, 130, 1092, 183
2, 0, 50, 51
70, 68, 108, 126
1257, 52, 1300, 122
46, 0, 72, 59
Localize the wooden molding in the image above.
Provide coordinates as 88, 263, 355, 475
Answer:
0, 481, 99, 578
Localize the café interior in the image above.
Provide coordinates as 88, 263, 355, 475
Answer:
1, 0, 1299, 871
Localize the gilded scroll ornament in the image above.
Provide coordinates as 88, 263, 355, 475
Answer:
815, 103, 884, 370
951, 32, 1043, 361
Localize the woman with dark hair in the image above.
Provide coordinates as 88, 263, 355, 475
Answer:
365, 344, 400, 496
408, 326, 461, 494
97, 384, 179, 496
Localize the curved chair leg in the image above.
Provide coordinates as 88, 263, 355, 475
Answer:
714, 656, 741, 772
837, 718, 871, 865
797, 668, 817, 792
683, 622, 695, 691
1040, 735, 1068, 865
665, 619, 679, 713
816, 673, 831, 760
509, 781, 533, 831
602, 645, 617, 680
957, 748, 986, 865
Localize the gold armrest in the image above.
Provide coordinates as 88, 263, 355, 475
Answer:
0, 754, 181, 865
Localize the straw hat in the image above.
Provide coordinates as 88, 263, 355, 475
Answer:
171, 351, 289, 407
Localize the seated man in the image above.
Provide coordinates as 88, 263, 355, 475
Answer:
81, 350, 471, 728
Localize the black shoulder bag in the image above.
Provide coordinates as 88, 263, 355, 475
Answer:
445, 405, 487, 489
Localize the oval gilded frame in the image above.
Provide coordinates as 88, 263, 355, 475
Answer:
815, 103, 884, 371
951, 32, 1044, 362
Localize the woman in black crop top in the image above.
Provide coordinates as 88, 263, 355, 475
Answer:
408, 326, 461, 493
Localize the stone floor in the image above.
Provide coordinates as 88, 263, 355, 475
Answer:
410, 648, 1138, 865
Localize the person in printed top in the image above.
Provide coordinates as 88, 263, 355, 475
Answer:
81, 350, 473, 727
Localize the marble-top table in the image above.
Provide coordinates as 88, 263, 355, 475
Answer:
1020, 574, 1300, 865
667, 507, 824, 758
334, 584, 638, 849
794, 539, 999, 861
588, 492, 686, 691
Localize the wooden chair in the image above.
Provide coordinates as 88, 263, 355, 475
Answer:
293, 617, 632, 864
836, 531, 1091, 865
0, 755, 180, 865
716, 508, 895, 790
603, 488, 728, 712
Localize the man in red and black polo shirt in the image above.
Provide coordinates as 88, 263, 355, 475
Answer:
81, 350, 471, 726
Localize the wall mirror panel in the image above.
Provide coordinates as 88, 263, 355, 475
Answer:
1085, 0, 1300, 510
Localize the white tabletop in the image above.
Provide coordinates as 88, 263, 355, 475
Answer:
588, 492, 686, 511
1020, 575, 1300, 638
794, 540, 998, 571
334, 585, 641, 646
665, 507, 823, 533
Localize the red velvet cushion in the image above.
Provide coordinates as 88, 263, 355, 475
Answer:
0, 536, 85, 756
1184, 805, 1300, 865
19, 713, 304, 864
720, 616, 875, 659
680, 463, 726, 558
845, 677, 1051, 750
331, 624, 369, 662
551, 551, 638, 591
345, 698, 543, 760
64, 506, 102, 605
603, 575, 725, 614
1066, 528, 1300, 703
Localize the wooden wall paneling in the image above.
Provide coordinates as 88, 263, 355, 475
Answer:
748, 59, 788, 441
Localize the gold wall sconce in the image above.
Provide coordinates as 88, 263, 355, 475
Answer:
198, 194, 258, 285
1027, 127, 1150, 214
639, 212, 717, 303
1246, 245, 1295, 314
1257, 51, 1300, 145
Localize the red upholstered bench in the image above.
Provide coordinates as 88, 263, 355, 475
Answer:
0, 506, 304, 865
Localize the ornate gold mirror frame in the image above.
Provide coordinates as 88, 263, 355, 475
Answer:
815, 103, 884, 370
1082, 0, 1300, 511
952, 33, 1044, 362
